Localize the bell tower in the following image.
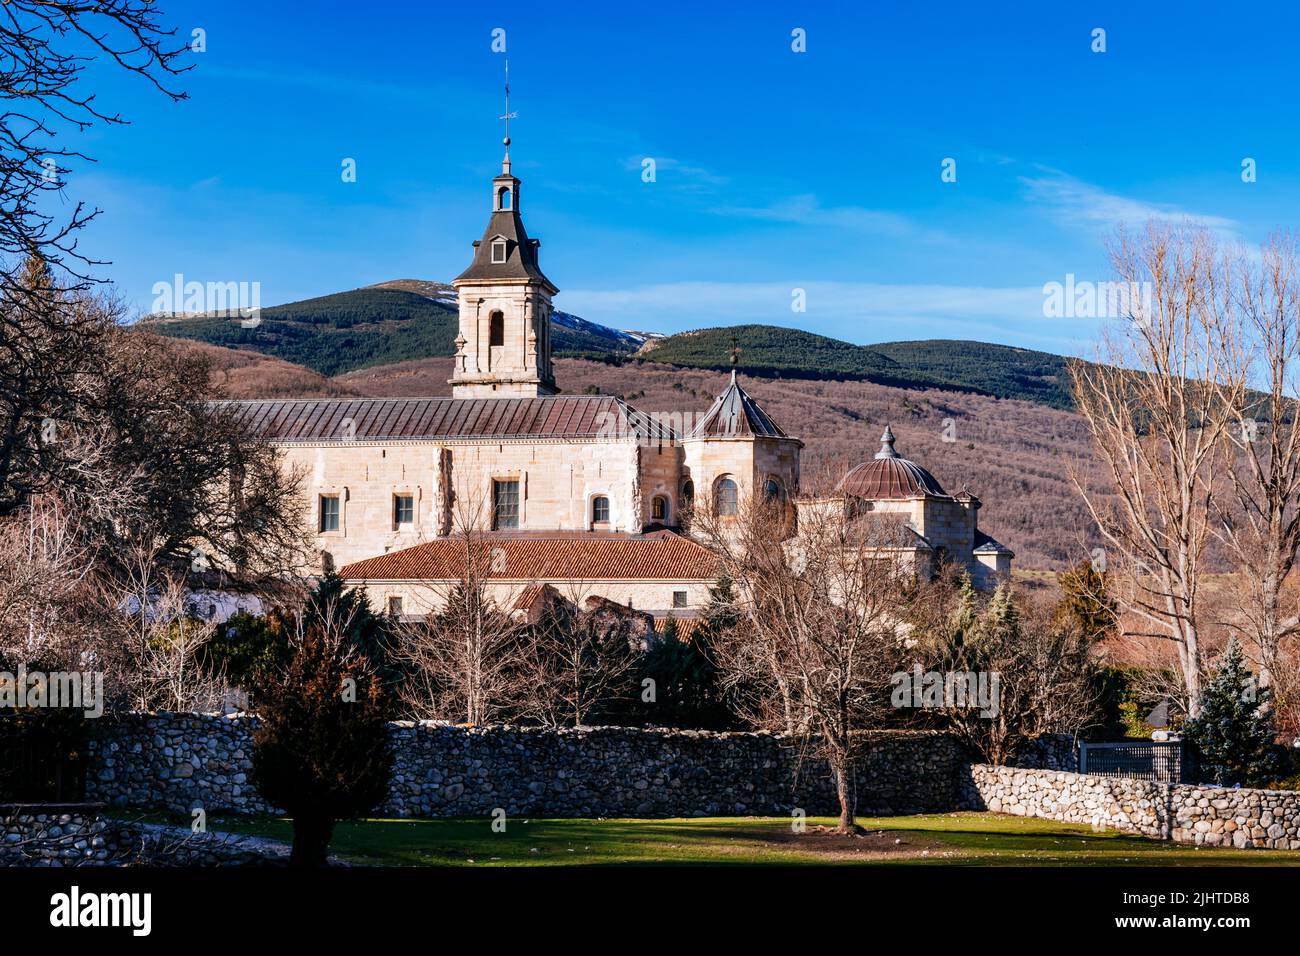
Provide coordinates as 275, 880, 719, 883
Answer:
450, 64, 557, 398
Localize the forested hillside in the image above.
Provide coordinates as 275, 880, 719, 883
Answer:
639, 326, 1076, 409
144, 278, 1082, 410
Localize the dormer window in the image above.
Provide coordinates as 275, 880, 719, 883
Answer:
491, 239, 507, 263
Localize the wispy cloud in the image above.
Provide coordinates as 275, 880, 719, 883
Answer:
710, 193, 928, 238
1020, 167, 1237, 234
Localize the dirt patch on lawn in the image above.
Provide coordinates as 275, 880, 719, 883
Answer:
719, 824, 962, 862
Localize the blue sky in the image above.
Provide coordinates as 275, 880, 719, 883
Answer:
60, 0, 1300, 357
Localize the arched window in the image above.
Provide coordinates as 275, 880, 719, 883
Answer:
651, 495, 669, 522
681, 480, 694, 504
591, 495, 610, 525
489, 311, 504, 347
763, 478, 783, 502
498, 186, 512, 210
714, 477, 738, 516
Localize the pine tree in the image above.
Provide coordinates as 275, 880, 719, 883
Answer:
1054, 560, 1117, 641
660, 615, 679, 645
1184, 638, 1284, 786
975, 582, 1021, 647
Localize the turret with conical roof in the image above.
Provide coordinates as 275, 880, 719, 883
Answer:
681, 365, 802, 515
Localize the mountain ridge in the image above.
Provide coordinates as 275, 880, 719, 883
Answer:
140, 280, 1078, 410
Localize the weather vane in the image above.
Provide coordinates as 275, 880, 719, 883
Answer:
500, 59, 517, 152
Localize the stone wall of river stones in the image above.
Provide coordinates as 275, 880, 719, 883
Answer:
86, 712, 970, 818
0, 803, 279, 866
963, 764, 1300, 850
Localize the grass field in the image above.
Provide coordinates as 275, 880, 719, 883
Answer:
125, 812, 1300, 866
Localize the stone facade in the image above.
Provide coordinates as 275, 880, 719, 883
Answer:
286, 436, 663, 569
828, 427, 1014, 588
681, 434, 801, 513
451, 279, 556, 398
86, 713, 966, 819
963, 765, 1300, 849
353, 578, 715, 621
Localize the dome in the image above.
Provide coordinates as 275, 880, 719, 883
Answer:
837, 425, 949, 499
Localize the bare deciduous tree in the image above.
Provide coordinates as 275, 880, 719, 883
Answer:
107, 541, 225, 712
1069, 223, 1244, 717
396, 500, 528, 724
0, 1, 189, 515
0, 494, 94, 652
518, 586, 648, 728
3, 266, 310, 581
1211, 234, 1300, 697
909, 579, 1101, 764
693, 494, 905, 833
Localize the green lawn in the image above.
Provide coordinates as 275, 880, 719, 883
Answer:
119, 811, 1300, 866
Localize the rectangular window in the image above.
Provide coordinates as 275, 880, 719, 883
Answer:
672, 590, 688, 609
651, 497, 667, 521
393, 494, 414, 527
387, 596, 404, 617
319, 495, 340, 533
491, 239, 507, 264
493, 479, 520, 530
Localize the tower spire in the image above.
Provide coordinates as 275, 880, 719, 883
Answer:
729, 333, 740, 383
499, 59, 517, 175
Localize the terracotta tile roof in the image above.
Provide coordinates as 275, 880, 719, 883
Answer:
340, 530, 719, 582
653, 616, 702, 642
216, 396, 677, 442
687, 371, 791, 440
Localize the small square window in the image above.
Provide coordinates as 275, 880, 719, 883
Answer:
387, 596, 403, 617
672, 590, 688, 609
491, 239, 507, 264
319, 495, 340, 533
394, 494, 414, 527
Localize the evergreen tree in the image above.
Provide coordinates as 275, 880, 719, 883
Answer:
639, 579, 736, 730
1184, 638, 1285, 787
303, 573, 399, 688
201, 611, 291, 690
1054, 560, 1117, 641
250, 626, 392, 866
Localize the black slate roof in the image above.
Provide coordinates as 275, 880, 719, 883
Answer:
217, 396, 677, 443
453, 175, 555, 290
687, 371, 792, 439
